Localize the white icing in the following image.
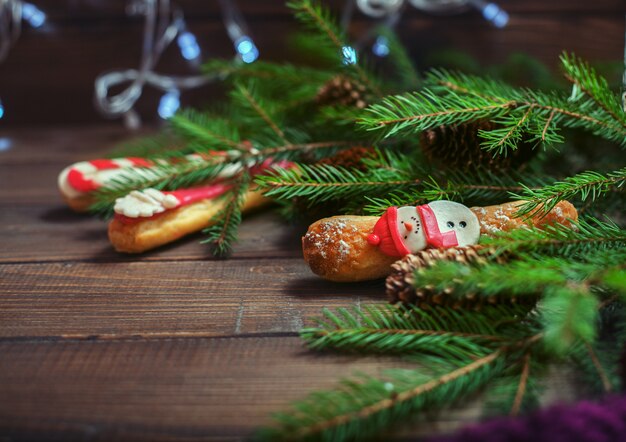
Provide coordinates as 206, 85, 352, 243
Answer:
427, 200, 480, 247
58, 158, 155, 200
396, 206, 427, 253
114, 188, 180, 218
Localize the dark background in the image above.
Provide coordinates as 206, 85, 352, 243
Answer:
0, 0, 624, 127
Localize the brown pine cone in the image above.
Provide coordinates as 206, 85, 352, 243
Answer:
316, 75, 368, 109
386, 245, 520, 309
420, 121, 536, 171
317, 146, 376, 171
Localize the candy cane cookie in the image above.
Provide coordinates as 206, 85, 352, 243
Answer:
302, 200, 578, 282
58, 157, 155, 212
57, 152, 242, 212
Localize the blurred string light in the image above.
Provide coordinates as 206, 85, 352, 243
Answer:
347, 0, 510, 59
94, 0, 258, 128
219, 0, 258, 64
0, 1, 47, 120
342, 45, 358, 65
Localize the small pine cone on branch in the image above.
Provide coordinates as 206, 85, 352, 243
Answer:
317, 146, 377, 171
420, 120, 536, 171
386, 245, 517, 309
316, 75, 368, 109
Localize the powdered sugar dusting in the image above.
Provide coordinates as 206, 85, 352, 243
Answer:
304, 217, 357, 266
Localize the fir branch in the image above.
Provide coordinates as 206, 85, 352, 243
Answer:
513, 167, 626, 217
233, 82, 290, 144
104, 132, 184, 159
256, 162, 418, 205
203, 59, 332, 85
361, 66, 626, 148
287, 0, 382, 96
540, 285, 598, 354
478, 106, 534, 154
201, 173, 250, 256
510, 352, 531, 416
374, 26, 421, 90
363, 169, 540, 215
569, 303, 626, 393
301, 305, 532, 359
169, 109, 244, 151
482, 368, 543, 418
479, 217, 626, 257
583, 342, 612, 393
261, 349, 505, 442
561, 52, 626, 129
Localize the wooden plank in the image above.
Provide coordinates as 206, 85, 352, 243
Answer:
0, 335, 579, 441
0, 206, 305, 263
0, 125, 151, 164
0, 259, 386, 338
0, 336, 474, 441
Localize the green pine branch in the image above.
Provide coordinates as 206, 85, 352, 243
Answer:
256, 162, 418, 206
359, 56, 626, 150
201, 173, 250, 256
362, 169, 544, 215
480, 217, 626, 257
374, 26, 421, 90
169, 109, 244, 151
260, 348, 506, 442
561, 52, 626, 129
512, 167, 626, 218
301, 305, 533, 360
287, 0, 382, 96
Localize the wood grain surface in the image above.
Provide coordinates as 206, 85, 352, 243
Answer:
0, 119, 583, 441
0, 125, 422, 441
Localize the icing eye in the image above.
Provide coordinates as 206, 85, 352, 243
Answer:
460, 221, 467, 228
447, 221, 455, 228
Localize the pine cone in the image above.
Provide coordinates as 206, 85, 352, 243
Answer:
420, 121, 536, 171
316, 75, 368, 109
386, 245, 518, 309
317, 146, 376, 171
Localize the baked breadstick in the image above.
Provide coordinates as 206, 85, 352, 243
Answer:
109, 186, 268, 253
302, 200, 577, 282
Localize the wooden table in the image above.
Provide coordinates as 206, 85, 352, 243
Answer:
0, 126, 576, 441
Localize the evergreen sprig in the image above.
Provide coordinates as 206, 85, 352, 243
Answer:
201, 172, 250, 256
301, 305, 533, 360
261, 304, 557, 441
560, 52, 626, 130
480, 216, 626, 257
359, 61, 626, 149
362, 168, 544, 215
512, 167, 626, 217
287, 0, 381, 96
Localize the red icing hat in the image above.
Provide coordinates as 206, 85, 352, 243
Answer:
367, 207, 411, 257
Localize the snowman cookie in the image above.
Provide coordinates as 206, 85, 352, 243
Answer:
302, 200, 578, 282
366, 201, 481, 257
